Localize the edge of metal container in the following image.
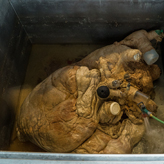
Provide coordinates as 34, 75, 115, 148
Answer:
1, 152, 164, 163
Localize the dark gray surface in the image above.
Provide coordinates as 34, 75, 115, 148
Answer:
0, 0, 15, 72
0, 0, 31, 95
0, 0, 32, 150
10, 0, 164, 44
0, 19, 31, 94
